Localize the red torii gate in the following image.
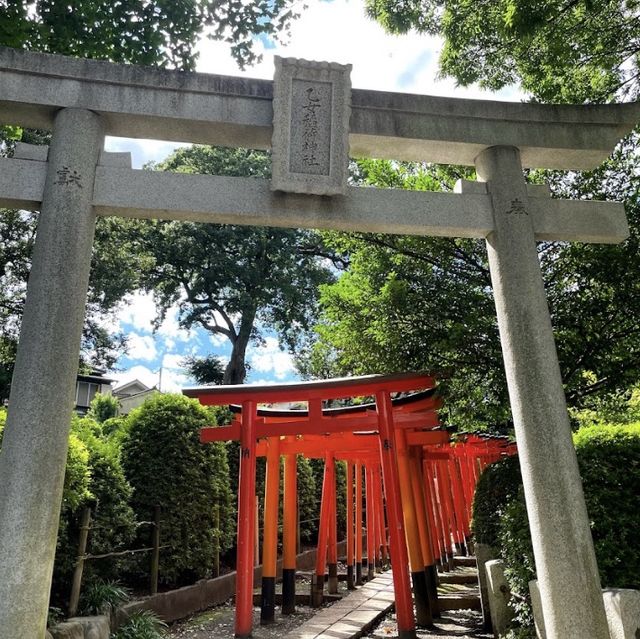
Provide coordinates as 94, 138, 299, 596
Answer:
184, 373, 518, 638
185, 372, 438, 639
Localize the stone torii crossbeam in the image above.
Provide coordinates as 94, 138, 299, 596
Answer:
0, 46, 638, 639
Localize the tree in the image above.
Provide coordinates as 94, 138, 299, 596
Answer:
0, 0, 301, 397
87, 393, 119, 423
301, 154, 640, 430
142, 145, 336, 384
364, 0, 640, 103
121, 394, 233, 586
0, 0, 300, 71
182, 354, 226, 386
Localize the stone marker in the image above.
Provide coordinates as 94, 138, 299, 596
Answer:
485, 559, 514, 637
603, 588, 640, 639
271, 56, 351, 195
475, 543, 496, 631
529, 580, 547, 639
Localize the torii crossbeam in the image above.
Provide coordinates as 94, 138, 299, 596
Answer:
0, 47, 638, 639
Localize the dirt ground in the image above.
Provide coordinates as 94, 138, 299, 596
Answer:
167, 601, 317, 639
368, 609, 492, 639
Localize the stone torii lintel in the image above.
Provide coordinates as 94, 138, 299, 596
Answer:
0, 46, 639, 170
0, 152, 629, 245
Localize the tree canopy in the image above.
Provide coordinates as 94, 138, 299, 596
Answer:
142, 145, 336, 384
0, 0, 300, 70
364, 0, 640, 103
301, 152, 640, 431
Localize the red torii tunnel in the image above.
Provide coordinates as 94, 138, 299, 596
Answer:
183, 373, 516, 638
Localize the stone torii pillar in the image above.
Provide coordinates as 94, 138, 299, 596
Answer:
0, 108, 104, 639
0, 47, 638, 639
476, 146, 609, 638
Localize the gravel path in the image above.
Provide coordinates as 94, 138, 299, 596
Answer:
368, 609, 492, 639
168, 601, 321, 639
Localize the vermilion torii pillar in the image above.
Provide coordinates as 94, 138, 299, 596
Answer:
192, 374, 443, 637
0, 47, 638, 639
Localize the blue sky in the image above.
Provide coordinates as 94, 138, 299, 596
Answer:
105, 0, 524, 392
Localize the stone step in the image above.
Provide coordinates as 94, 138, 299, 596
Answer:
438, 593, 482, 611
439, 571, 478, 585
454, 555, 477, 568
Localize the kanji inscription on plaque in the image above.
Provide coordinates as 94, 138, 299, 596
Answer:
271, 56, 351, 195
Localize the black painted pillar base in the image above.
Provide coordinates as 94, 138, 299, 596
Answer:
282, 568, 296, 615
260, 576, 276, 624
356, 562, 363, 585
347, 565, 356, 590
368, 562, 375, 580
361, 559, 368, 581
425, 564, 440, 618
447, 552, 455, 571
310, 574, 324, 608
455, 541, 466, 557
328, 562, 338, 594
411, 570, 433, 628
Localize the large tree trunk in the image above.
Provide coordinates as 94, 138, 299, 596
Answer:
223, 304, 256, 385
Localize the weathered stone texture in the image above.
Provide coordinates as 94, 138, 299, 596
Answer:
603, 588, 640, 639
272, 56, 351, 195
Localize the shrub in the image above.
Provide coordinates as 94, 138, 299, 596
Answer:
87, 393, 119, 423
470, 454, 521, 548
120, 394, 233, 587
52, 416, 136, 601
112, 610, 167, 639
574, 423, 640, 588
473, 423, 640, 633
76, 418, 137, 584
80, 580, 129, 615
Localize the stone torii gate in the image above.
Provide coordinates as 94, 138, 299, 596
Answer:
0, 47, 638, 639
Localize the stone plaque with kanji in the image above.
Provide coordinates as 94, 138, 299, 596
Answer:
271, 56, 351, 195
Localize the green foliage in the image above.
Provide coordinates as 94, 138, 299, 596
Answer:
302, 159, 507, 430
304, 149, 640, 430
80, 580, 130, 616
52, 416, 137, 599
470, 455, 521, 547
182, 354, 225, 386
61, 433, 93, 513
296, 455, 319, 544
475, 423, 640, 633
574, 423, 640, 588
498, 487, 536, 629
88, 393, 119, 423
364, 0, 640, 103
141, 145, 335, 384
112, 610, 167, 639
0, 0, 271, 72
120, 394, 233, 586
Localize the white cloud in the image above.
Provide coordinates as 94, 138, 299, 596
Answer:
156, 304, 199, 349
248, 336, 296, 380
112, 365, 159, 391
127, 333, 158, 361
118, 291, 157, 334
195, 0, 524, 100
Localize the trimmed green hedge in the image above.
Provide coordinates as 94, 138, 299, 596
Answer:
472, 423, 640, 632
574, 423, 640, 588
121, 394, 233, 587
471, 454, 521, 548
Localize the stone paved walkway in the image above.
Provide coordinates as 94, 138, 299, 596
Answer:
284, 559, 486, 639
283, 572, 396, 639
